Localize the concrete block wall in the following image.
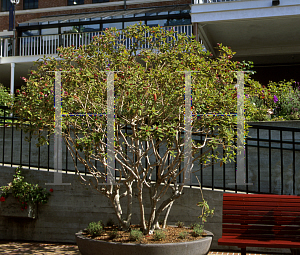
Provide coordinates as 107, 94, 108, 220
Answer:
0, 165, 290, 253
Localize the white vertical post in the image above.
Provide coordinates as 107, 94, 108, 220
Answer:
46, 71, 71, 186
10, 62, 15, 96
106, 71, 115, 185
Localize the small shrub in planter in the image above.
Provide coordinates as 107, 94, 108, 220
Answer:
86, 221, 104, 237
178, 231, 188, 239
176, 221, 184, 228
129, 230, 143, 241
154, 230, 166, 241
192, 224, 204, 237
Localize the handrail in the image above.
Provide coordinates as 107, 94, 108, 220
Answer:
18, 25, 193, 57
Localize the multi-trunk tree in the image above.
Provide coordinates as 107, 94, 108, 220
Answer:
13, 24, 250, 234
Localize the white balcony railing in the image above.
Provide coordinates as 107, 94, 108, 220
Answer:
193, 0, 241, 4
18, 25, 192, 57
0, 38, 13, 57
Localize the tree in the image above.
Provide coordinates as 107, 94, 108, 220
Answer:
13, 24, 249, 234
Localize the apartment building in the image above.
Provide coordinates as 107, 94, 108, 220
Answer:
0, 0, 300, 94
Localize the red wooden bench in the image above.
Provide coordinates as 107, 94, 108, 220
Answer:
218, 193, 300, 255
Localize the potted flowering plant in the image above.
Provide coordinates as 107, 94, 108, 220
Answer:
0, 167, 52, 219
12, 23, 250, 254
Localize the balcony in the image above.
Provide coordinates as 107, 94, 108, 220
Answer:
0, 25, 192, 58
190, 0, 300, 65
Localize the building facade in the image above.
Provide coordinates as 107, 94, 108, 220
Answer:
0, 0, 193, 93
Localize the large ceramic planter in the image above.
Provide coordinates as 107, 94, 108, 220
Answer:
76, 229, 213, 255
0, 196, 37, 219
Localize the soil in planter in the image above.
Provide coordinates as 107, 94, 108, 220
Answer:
83, 225, 207, 244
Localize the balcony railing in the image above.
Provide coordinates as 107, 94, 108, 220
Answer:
193, 0, 241, 4
0, 37, 13, 57
14, 25, 192, 57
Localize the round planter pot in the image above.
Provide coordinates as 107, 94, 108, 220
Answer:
75, 230, 213, 255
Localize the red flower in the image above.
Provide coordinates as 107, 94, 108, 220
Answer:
49, 189, 53, 192
0, 197, 5, 202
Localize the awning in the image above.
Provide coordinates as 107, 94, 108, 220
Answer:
19, 5, 190, 25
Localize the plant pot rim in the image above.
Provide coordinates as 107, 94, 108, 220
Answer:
75, 229, 214, 247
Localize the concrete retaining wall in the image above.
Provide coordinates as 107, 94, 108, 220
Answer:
0, 165, 290, 253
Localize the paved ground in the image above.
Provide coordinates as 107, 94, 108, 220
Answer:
0, 241, 284, 254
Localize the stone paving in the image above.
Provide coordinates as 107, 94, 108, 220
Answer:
0, 241, 280, 255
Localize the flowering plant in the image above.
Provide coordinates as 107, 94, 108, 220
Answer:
0, 167, 52, 210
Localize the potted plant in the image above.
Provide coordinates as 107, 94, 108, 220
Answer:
0, 167, 52, 219
12, 23, 250, 254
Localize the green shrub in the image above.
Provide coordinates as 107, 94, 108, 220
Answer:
154, 230, 166, 241
86, 221, 104, 237
175, 221, 184, 228
129, 229, 143, 241
192, 224, 204, 237
178, 231, 188, 239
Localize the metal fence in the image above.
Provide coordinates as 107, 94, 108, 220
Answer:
1, 106, 300, 195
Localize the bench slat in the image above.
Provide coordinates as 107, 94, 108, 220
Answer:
223, 209, 300, 216
223, 201, 300, 207
223, 214, 300, 225
218, 237, 300, 248
223, 205, 300, 211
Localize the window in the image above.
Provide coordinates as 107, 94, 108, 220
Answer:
41, 28, 58, 35
81, 24, 100, 32
67, 0, 84, 5
23, 0, 38, 10
1, 0, 12, 12
124, 21, 144, 28
21, 30, 39, 37
92, 0, 109, 3
147, 19, 168, 27
103, 22, 122, 30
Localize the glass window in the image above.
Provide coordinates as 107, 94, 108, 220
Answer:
23, 0, 38, 10
49, 20, 59, 24
1, 0, 12, 12
135, 13, 145, 17
123, 14, 134, 18
124, 20, 144, 28
157, 11, 168, 16
103, 22, 122, 30
181, 10, 190, 14
146, 12, 156, 17
169, 11, 180, 15
21, 30, 40, 37
112, 15, 123, 19
93, 0, 109, 3
61, 26, 79, 34
41, 28, 58, 35
147, 19, 168, 27
168, 18, 191, 26
91, 17, 101, 21
81, 24, 100, 32
67, 0, 84, 5
80, 18, 90, 22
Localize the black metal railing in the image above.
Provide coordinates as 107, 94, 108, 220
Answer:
1, 105, 300, 195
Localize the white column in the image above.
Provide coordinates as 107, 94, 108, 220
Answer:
10, 62, 15, 95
